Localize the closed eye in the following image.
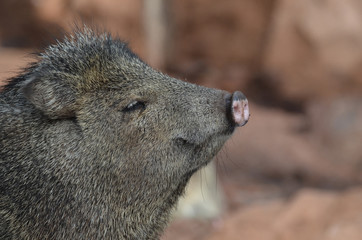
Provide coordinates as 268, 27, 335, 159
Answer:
122, 101, 146, 112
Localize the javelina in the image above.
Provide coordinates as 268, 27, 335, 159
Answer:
0, 29, 249, 239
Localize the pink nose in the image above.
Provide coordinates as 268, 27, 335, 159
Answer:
231, 91, 249, 127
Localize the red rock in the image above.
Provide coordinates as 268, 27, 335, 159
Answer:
263, 0, 362, 101
207, 188, 362, 240
221, 103, 361, 188
0, 48, 32, 86
307, 97, 362, 169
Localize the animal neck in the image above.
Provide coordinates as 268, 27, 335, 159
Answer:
74, 158, 192, 239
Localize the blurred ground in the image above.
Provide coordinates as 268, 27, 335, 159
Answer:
1, 0, 362, 239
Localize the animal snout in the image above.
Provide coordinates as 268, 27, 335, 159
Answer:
225, 91, 249, 127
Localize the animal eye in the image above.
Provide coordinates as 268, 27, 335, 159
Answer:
122, 101, 146, 112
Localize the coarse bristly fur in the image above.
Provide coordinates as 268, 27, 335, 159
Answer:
0, 28, 238, 239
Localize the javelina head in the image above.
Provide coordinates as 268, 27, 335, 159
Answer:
14, 29, 249, 237
23, 30, 248, 180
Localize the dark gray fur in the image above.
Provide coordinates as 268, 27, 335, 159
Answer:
0, 29, 237, 239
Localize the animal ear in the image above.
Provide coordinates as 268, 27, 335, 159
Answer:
22, 76, 78, 119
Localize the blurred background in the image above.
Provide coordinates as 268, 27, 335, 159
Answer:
1, 0, 362, 239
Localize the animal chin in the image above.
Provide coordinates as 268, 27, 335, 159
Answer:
189, 133, 232, 166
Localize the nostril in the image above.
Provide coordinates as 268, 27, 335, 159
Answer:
230, 91, 249, 127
